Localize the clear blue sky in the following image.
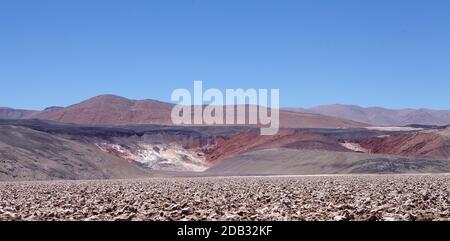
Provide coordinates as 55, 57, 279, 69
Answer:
1, 0, 449, 110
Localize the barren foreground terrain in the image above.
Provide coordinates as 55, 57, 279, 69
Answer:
1, 175, 449, 221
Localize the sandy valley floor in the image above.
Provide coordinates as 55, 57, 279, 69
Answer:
0, 174, 449, 221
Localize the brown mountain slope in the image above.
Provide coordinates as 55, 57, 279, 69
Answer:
279, 109, 367, 129
32, 95, 174, 125
31, 95, 368, 128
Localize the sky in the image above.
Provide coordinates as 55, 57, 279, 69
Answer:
0, 0, 449, 110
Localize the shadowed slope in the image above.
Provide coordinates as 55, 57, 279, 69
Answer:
0, 124, 147, 181
206, 148, 450, 175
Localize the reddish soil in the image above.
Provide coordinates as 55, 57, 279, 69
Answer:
203, 129, 349, 163
360, 131, 450, 160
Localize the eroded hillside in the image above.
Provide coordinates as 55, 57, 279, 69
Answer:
1, 119, 450, 180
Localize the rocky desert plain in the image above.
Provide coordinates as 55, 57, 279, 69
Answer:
1, 95, 450, 221
1, 175, 449, 221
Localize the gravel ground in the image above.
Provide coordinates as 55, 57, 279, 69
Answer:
0, 175, 449, 221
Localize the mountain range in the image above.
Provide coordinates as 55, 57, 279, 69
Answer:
4, 96, 450, 127
1, 95, 450, 181
286, 104, 450, 126
0, 95, 367, 129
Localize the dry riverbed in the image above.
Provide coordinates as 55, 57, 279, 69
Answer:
0, 175, 449, 221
